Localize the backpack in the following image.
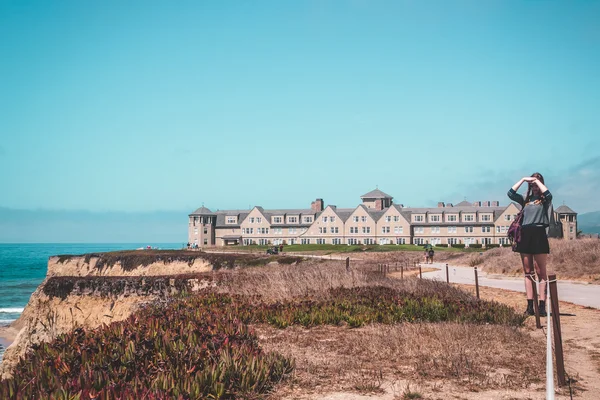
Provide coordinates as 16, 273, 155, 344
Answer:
428, 249, 434, 257
507, 208, 525, 251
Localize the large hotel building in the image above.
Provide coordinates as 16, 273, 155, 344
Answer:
188, 189, 578, 247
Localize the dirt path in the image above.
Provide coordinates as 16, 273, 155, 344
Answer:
458, 283, 600, 399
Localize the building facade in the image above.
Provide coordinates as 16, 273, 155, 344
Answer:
188, 189, 576, 247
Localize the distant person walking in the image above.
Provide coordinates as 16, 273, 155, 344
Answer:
508, 172, 553, 316
427, 248, 435, 264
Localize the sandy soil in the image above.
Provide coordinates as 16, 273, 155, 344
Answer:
265, 283, 600, 400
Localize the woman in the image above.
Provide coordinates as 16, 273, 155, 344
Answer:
508, 173, 553, 316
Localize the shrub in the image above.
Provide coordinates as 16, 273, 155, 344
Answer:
469, 244, 483, 249
485, 244, 500, 249
451, 244, 466, 249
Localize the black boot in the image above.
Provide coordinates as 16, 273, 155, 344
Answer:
524, 299, 535, 316
538, 300, 547, 317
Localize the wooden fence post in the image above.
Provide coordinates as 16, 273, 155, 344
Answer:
445, 263, 449, 284
529, 275, 542, 329
401, 264, 404, 279
548, 274, 566, 386
474, 267, 480, 299
419, 265, 422, 279
345, 257, 350, 272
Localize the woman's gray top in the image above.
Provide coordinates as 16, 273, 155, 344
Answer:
507, 188, 553, 227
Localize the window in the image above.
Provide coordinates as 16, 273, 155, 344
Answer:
204, 239, 208, 245
259, 238, 269, 245
273, 228, 282, 234
317, 238, 326, 245
330, 227, 339, 233
447, 215, 457, 222
394, 226, 403, 234
319, 227, 326, 234
322, 216, 328, 223
396, 238, 406, 244
256, 217, 262, 223
448, 226, 457, 234
353, 216, 359, 222
301, 238, 311, 244
194, 227, 198, 235
415, 227, 424, 234
203, 228, 208, 234
431, 238, 441, 245
382, 226, 390, 234
226, 217, 236, 224
393, 216, 400, 222
303, 216, 313, 223
448, 238, 459, 245
496, 226, 501, 233
464, 214, 474, 222
288, 216, 298, 223
570, 226, 574, 233
414, 238, 425, 245
385, 216, 391, 222
464, 226, 474, 233
430, 215, 441, 222
414, 215, 424, 222
504, 215, 512, 221
364, 238, 374, 245
288, 228, 297, 234
350, 227, 358, 234
250, 217, 255, 223
362, 227, 371, 234
332, 238, 341, 245
481, 215, 491, 222
379, 238, 390, 245
273, 216, 282, 223
481, 226, 491, 233
431, 226, 440, 233
347, 238, 358, 245
330, 216, 336, 223
361, 216, 367, 222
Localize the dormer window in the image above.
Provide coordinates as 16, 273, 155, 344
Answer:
430, 215, 441, 222
447, 215, 457, 222
273, 216, 282, 223
481, 214, 491, 222
303, 216, 313, 223
414, 215, 424, 222
464, 215, 474, 222
288, 216, 298, 223
226, 216, 237, 224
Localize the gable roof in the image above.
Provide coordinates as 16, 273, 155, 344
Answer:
555, 205, 576, 214
360, 189, 393, 199
455, 200, 471, 206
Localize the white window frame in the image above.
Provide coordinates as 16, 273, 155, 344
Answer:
430, 215, 441, 222
431, 226, 440, 234
273, 216, 282, 224
447, 215, 457, 222
414, 215, 424, 222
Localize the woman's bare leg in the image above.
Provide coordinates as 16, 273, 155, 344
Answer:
521, 253, 534, 299
533, 254, 548, 301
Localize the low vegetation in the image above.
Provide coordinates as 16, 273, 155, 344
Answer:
56, 250, 299, 272
445, 238, 600, 282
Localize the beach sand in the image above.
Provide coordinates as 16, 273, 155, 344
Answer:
0, 326, 18, 346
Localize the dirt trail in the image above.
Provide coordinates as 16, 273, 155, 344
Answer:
458, 284, 600, 399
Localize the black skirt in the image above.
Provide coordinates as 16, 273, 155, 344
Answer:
515, 226, 550, 254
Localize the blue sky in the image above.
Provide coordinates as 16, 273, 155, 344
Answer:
1, 0, 599, 220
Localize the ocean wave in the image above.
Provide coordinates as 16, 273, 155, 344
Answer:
0, 319, 16, 324
0, 307, 24, 313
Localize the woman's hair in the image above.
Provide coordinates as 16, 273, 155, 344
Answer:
525, 172, 545, 204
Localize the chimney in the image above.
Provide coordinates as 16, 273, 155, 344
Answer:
491, 201, 499, 207
375, 199, 384, 211
445, 203, 453, 207
437, 202, 445, 208
472, 201, 481, 207
311, 198, 324, 213
396, 204, 404, 208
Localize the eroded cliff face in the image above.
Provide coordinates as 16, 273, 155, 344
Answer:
0, 251, 286, 379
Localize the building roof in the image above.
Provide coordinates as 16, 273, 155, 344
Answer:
555, 205, 576, 214
455, 200, 471, 206
360, 189, 393, 199
190, 206, 216, 215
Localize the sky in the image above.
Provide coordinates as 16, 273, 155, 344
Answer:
1, 0, 599, 238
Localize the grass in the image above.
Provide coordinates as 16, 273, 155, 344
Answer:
443, 238, 600, 282
220, 244, 486, 254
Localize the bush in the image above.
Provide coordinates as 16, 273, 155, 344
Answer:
469, 244, 483, 249
435, 243, 448, 247
451, 244, 466, 249
486, 244, 500, 249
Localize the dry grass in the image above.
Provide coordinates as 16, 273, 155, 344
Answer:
259, 322, 545, 397
437, 239, 600, 282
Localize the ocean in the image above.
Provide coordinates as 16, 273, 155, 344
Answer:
0, 243, 181, 362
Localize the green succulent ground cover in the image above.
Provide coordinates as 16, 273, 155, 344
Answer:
1, 285, 524, 399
